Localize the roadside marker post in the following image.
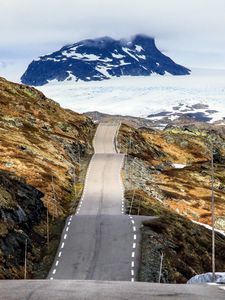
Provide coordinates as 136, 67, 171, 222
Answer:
158, 251, 164, 283
46, 201, 50, 251
24, 239, 27, 280
211, 143, 215, 282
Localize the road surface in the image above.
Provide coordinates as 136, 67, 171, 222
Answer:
48, 122, 153, 281
1, 280, 225, 300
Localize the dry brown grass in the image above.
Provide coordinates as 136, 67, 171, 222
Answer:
0, 77, 95, 217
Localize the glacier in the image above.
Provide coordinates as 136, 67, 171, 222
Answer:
38, 68, 225, 124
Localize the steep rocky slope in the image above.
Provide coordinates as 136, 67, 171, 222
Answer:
0, 77, 95, 278
0, 171, 45, 279
119, 123, 225, 282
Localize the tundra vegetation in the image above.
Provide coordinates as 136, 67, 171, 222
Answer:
119, 123, 225, 283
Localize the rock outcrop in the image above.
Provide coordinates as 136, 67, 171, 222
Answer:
0, 171, 45, 279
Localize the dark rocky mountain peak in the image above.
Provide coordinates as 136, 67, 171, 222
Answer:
21, 34, 191, 86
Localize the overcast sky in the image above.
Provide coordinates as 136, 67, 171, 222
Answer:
1, 0, 225, 81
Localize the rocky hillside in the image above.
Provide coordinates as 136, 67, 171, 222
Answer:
119, 123, 225, 282
0, 77, 95, 278
119, 123, 225, 224
21, 34, 190, 86
126, 190, 225, 283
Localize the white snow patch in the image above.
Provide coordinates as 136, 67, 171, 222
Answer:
100, 57, 113, 62
169, 115, 180, 121
192, 220, 225, 237
119, 60, 131, 66
62, 50, 100, 61
112, 53, 124, 59
75, 53, 100, 61
137, 54, 146, 60
66, 71, 78, 81
172, 163, 186, 169
164, 71, 173, 76
45, 57, 61, 62
95, 66, 111, 78
135, 45, 144, 52
68, 46, 79, 52
147, 115, 165, 121
62, 50, 75, 58
82, 54, 100, 61
142, 66, 148, 71
122, 47, 139, 61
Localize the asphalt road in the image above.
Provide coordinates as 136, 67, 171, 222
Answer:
92, 122, 119, 154
48, 122, 153, 281
1, 280, 225, 300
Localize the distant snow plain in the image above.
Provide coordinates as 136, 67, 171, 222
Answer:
39, 68, 225, 123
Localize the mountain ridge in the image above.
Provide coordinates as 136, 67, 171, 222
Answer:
21, 34, 191, 86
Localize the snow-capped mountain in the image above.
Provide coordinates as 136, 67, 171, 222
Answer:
21, 35, 191, 86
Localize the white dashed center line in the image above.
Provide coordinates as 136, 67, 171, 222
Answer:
129, 213, 138, 282
51, 213, 75, 279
